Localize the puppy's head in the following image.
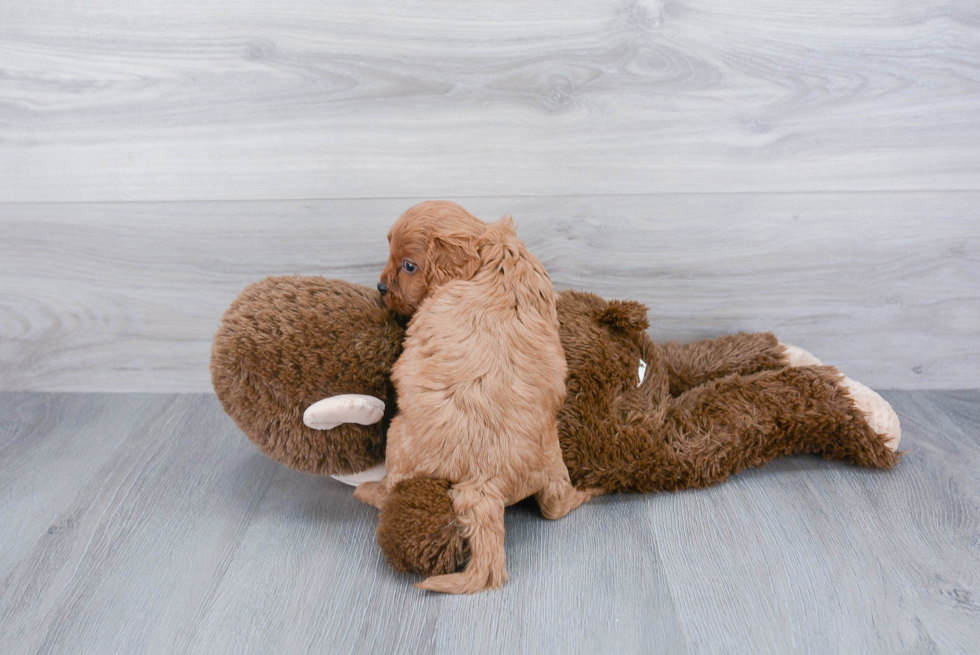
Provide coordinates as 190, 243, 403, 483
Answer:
378, 201, 486, 316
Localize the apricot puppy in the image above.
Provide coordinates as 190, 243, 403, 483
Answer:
355, 201, 591, 594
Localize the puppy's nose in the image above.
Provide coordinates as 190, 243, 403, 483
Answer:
377, 282, 388, 295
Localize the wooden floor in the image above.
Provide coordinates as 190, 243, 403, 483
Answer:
0, 390, 977, 654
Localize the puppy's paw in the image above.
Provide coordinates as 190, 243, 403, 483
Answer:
415, 567, 508, 594
536, 484, 597, 520
559, 488, 596, 517
779, 342, 823, 367
839, 376, 902, 451
353, 480, 389, 509
303, 395, 385, 430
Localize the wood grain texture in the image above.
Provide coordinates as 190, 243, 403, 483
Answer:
0, 391, 977, 654
1, 193, 977, 392
647, 389, 980, 653
0, 393, 168, 580
1, 0, 978, 202
0, 394, 283, 654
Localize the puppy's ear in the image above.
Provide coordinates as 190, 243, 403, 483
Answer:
425, 234, 481, 287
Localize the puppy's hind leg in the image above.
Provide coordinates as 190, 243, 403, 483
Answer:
535, 438, 595, 520
535, 472, 594, 520
415, 489, 507, 594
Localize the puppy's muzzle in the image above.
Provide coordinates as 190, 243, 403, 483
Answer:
377, 282, 388, 296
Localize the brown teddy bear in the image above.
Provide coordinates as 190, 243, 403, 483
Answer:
211, 276, 901, 579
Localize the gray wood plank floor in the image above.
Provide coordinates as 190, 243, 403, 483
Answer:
1, 390, 978, 654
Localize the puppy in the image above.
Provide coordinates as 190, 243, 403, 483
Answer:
355, 200, 592, 593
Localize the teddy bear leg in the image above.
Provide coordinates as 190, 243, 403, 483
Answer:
661, 366, 900, 490
414, 490, 507, 594
661, 332, 789, 396
839, 376, 901, 451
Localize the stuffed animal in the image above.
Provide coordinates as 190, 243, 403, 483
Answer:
211, 276, 901, 579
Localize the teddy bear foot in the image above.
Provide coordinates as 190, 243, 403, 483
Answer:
779, 342, 823, 367
303, 394, 385, 430
839, 376, 902, 451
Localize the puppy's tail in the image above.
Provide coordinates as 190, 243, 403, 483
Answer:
414, 490, 508, 594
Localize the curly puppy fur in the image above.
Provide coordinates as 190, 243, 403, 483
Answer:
359, 201, 592, 593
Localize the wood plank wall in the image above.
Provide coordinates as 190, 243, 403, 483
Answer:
1, 0, 978, 391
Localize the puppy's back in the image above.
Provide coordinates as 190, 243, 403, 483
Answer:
391, 220, 566, 485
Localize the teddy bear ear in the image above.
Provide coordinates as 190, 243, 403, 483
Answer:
595, 300, 650, 332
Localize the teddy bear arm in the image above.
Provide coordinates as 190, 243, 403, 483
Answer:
661, 332, 787, 396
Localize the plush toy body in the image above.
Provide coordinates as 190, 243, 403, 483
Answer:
212, 277, 901, 580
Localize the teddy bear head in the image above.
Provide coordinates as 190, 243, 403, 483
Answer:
211, 277, 405, 476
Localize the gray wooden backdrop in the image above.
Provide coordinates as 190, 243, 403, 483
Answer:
1, 0, 978, 391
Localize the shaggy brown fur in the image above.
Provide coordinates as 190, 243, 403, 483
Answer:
211, 278, 900, 579
661, 332, 789, 397
210, 276, 404, 475
376, 478, 470, 575
359, 201, 591, 593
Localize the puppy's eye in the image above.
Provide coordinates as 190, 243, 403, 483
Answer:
402, 260, 418, 274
